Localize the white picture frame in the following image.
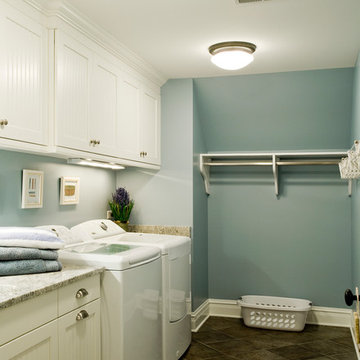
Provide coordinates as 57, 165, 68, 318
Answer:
21, 169, 44, 209
60, 177, 80, 205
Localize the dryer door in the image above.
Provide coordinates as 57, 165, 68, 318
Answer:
169, 253, 190, 322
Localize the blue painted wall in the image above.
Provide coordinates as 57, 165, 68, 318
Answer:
0, 150, 115, 227
352, 54, 360, 289
194, 68, 353, 307
192, 84, 209, 310
194, 69, 353, 151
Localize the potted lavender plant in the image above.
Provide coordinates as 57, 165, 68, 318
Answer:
108, 187, 134, 232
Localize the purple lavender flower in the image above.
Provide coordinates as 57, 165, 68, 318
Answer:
109, 187, 134, 222
112, 187, 130, 207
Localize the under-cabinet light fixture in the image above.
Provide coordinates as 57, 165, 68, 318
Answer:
67, 158, 125, 170
208, 41, 256, 70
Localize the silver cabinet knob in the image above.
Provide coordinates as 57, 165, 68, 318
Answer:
96, 140, 101, 145
76, 310, 89, 321
140, 151, 143, 157
90, 140, 95, 145
144, 152, 147, 156
76, 288, 89, 299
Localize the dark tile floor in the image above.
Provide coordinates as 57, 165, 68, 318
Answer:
181, 317, 357, 360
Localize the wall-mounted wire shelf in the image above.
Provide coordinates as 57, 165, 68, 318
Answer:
199, 151, 350, 197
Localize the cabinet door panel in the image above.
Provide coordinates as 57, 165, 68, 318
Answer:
58, 300, 100, 360
55, 31, 91, 151
140, 86, 160, 165
118, 72, 141, 160
0, 2, 47, 145
0, 320, 58, 360
89, 57, 118, 156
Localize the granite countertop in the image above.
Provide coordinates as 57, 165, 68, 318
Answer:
128, 224, 191, 237
0, 265, 104, 310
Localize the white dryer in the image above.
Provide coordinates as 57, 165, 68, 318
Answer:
71, 220, 192, 359
58, 220, 162, 360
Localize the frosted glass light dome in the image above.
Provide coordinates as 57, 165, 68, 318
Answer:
209, 41, 256, 71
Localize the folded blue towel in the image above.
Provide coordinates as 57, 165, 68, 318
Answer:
0, 227, 64, 249
0, 247, 58, 261
0, 259, 62, 276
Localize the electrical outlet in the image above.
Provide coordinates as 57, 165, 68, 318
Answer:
106, 210, 112, 219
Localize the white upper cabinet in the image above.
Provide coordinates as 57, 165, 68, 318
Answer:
55, 30, 120, 158
0, 0, 161, 168
140, 85, 161, 165
89, 55, 119, 157
118, 72, 161, 165
118, 72, 141, 161
55, 31, 92, 152
0, 2, 48, 145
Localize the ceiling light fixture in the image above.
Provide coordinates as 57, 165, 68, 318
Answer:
67, 158, 125, 170
208, 41, 256, 70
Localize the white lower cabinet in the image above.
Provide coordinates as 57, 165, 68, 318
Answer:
0, 275, 100, 360
58, 300, 100, 360
0, 320, 58, 360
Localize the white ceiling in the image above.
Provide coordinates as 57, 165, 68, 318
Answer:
40, 0, 360, 80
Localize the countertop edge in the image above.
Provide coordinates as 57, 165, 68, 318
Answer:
0, 266, 104, 310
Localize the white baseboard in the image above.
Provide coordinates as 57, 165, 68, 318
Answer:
191, 298, 352, 331
306, 305, 351, 327
191, 299, 210, 332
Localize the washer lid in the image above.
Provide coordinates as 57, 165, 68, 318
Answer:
116, 233, 191, 259
71, 219, 126, 242
59, 241, 160, 270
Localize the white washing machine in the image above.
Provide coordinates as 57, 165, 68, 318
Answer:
71, 219, 192, 360
56, 221, 163, 360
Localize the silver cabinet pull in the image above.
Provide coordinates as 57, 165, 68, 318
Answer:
96, 140, 101, 145
76, 288, 89, 298
76, 310, 89, 321
0, 120, 8, 126
90, 139, 95, 145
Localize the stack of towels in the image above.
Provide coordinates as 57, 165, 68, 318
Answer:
0, 227, 64, 276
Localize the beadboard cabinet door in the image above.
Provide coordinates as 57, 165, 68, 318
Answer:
0, 320, 58, 360
55, 30, 92, 152
140, 85, 161, 165
0, 1, 48, 145
89, 55, 119, 157
118, 71, 141, 161
55, 31, 119, 157
118, 73, 161, 165
58, 300, 100, 360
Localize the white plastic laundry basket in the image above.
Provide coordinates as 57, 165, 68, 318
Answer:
238, 295, 312, 332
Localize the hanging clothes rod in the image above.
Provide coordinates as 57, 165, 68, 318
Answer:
199, 151, 349, 197
203, 159, 341, 166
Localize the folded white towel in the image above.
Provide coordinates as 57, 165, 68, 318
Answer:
0, 228, 64, 249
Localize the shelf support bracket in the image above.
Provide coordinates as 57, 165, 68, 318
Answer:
348, 179, 352, 197
200, 155, 210, 195
272, 154, 279, 197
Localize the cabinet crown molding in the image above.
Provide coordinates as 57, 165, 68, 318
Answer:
23, 0, 167, 87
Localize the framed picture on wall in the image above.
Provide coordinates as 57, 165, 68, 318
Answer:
21, 170, 44, 209
60, 177, 80, 205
